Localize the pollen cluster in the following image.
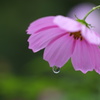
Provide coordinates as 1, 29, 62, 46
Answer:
69, 31, 83, 40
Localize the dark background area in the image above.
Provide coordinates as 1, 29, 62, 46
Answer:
0, 0, 100, 100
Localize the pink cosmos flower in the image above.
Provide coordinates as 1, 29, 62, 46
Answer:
27, 15, 100, 74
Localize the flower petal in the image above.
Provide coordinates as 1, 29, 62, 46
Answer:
53, 15, 81, 32
26, 16, 56, 34
81, 25, 100, 45
28, 28, 66, 52
93, 46, 100, 74
43, 34, 75, 67
71, 40, 95, 73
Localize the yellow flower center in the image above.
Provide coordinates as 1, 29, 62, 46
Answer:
69, 31, 83, 40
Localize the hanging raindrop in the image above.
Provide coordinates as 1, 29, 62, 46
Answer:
52, 66, 60, 74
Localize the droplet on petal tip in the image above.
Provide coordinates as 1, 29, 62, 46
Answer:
52, 66, 60, 74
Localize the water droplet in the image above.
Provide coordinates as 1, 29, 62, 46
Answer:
52, 66, 60, 74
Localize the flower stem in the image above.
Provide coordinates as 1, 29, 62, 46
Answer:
83, 5, 100, 20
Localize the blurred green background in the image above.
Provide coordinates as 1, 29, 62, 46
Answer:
0, 0, 100, 100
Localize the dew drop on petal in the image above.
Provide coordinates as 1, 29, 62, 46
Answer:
52, 66, 60, 74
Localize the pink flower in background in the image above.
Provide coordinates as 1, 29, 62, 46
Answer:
27, 15, 100, 74
68, 3, 100, 33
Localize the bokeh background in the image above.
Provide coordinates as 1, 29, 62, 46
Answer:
0, 0, 100, 100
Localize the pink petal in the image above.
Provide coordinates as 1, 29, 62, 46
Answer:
53, 15, 81, 32
28, 27, 66, 52
71, 40, 95, 73
81, 25, 100, 45
93, 46, 100, 74
26, 16, 56, 34
43, 34, 75, 68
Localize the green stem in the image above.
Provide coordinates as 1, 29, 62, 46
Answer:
83, 5, 100, 20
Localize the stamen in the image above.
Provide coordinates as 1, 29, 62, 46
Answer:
70, 33, 73, 36
69, 31, 83, 40
80, 37, 83, 41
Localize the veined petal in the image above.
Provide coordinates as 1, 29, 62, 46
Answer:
71, 40, 95, 73
28, 28, 66, 52
81, 25, 100, 45
53, 15, 81, 32
26, 16, 56, 34
43, 34, 75, 68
